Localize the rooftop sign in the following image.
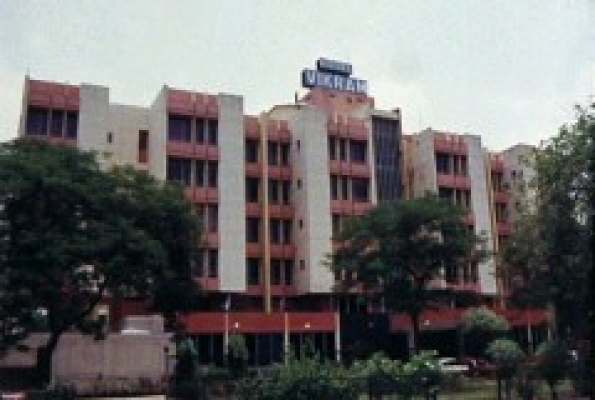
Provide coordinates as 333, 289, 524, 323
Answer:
301, 58, 367, 95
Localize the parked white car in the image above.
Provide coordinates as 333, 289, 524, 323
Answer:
437, 357, 469, 374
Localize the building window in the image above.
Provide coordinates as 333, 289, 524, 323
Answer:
192, 250, 205, 278
268, 179, 280, 204
492, 171, 504, 192
138, 130, 149, 163
208, 249, 218, 278
328, 137, 337, 160
271, 259, 282, 285
296, 140, 300, 151
296, 179, 302, 189
26, 106, 49, 135
245, 139, 259, 163
281, 180, 291, 205
495, 203, 508, 222
106, 132, 113, 143
65, 111, 78, 138
435, 152, 450, 174
280, 143, 290, 166
207, 161, 218, 188
196, 118, 205, 143
168, 114, 192, 142
166, 157, 192, 186
246, 258, 261, 285
339, 138, 347, 161
352, 178, 369, 202
50, 110, 64, 137
246, 177, 260, 203
270, 218, 281, 244
350, 140, 367, 163
341, 176, 349, 200
444, 264, 458, 284
207, 205, 218, 233
246, 217, 260, 243
283, 260, 294, 285
300, 259, 305, 271
460, 155, 468, 176
207, 119, 218, 145
455, 189, 472, 209
330, 175, 338, 200
438, 187, 453, 203
195, 160, 205, 187
268, 142, 278, 165
282, 219, 292, 244
332, 214, 342, 236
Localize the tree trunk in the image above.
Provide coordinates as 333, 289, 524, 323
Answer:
35, 332, 61, 388
548, 381, 558, 400
496, 377, 503, 400
408, 312, 421, 357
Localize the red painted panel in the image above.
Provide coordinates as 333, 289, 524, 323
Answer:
436, 173, 471, 189
245, 162, 262, 177
493, 191, 509, 203
198, 277, 219, 291
206, 233, 219, 247
28, 93, 52, 107
244, 116, 260, 137
497, 221, 511, 235
269, 204, 294, 218
246, 243, 263, 257
270, 244, 296, 258
167, 141, 195, 157
206, 188, 219, 202
245, 202, 262, 216
246, 285, 264, 296
329, 160, 341, 174
350, 163, 370, 178
270, 286, 298, 296
289, 312, 335, 332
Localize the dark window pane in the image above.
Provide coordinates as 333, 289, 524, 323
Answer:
26, 106, 49, 135
270, 218, 281, 244
196, 118, 205, 143
281, 180, 291, 205
192, 251, 204, 278
246, 218, 260, 243
246, 139, 259, 163
246, 177, 260, 203
283, 260, 294, 285
50, 110, 64, 137
168, 115, 192, 142
196, 160, 205, 187
435, 152, 450, 174
208, 250, 218, 278
268, 179, 279, 204
268, 142, 278, 165
339, 139, 347, 161
328, 137, 337, 160
167, 157, 191, 186
271, 259, 282, 285
350, 140, 367, 163
330, 175, 338, 200
247, 258, 261, 285
66, 111, 78, 138
138, 130, 149, 163
208, 205, 218, 233
280, 143, 290, 166
341, 176, 349, 200
208, 161, 218, 188
352, 178, 369, 202
282, 220, 292, 244
207, 119, 218, 145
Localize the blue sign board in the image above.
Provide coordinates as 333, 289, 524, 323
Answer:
301, 58, 367, 94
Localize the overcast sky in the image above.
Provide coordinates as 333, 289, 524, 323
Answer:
1, 1, 593, 150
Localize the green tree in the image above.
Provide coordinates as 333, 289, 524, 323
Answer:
331, 195, 486, 356
461, 306, 509, 357
502, 103, 593, 340
0, 139, 201, 387
486, 338, 525, 400
535, 340, 569, 400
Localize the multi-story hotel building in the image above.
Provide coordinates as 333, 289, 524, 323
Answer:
16, 59, 545, 363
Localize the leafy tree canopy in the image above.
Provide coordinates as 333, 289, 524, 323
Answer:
0, 139, 201, 386
502, 103, 593, 339
331, 194, 487, 354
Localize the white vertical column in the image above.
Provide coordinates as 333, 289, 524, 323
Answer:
217, 94, 246, 292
